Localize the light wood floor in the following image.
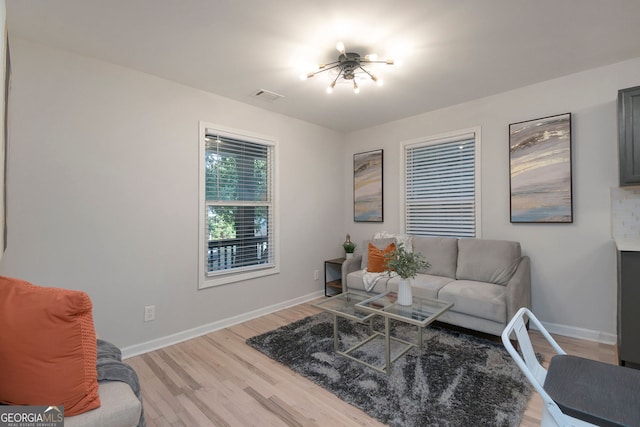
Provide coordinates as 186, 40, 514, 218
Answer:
126, 299, 617, 427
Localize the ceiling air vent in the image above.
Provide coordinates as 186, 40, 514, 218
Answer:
252, 89, 284, 102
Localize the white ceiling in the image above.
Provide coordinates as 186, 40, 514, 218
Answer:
6, 0, 640, 132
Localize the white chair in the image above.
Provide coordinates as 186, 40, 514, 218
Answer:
501, 307, 596, 427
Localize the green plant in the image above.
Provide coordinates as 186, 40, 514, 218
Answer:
343, 234, 357, 253
384, 244, 430, 279
343, 241, 357, 253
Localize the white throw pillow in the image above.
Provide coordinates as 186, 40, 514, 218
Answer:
372, 231, 413, 252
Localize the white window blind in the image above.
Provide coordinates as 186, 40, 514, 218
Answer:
204, 133, 274, 277
404, 134, 477, 238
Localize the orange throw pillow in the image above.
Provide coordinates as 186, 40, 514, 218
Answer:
367, 242, 396, 273
0, 276, 100, 416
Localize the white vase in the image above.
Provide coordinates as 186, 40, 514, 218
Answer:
397, 278, 413, 306
346, 253, 354, 259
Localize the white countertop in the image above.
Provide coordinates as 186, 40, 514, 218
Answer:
615, 238, 640, 251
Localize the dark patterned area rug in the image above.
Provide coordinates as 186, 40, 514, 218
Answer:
247, 312, 532, 427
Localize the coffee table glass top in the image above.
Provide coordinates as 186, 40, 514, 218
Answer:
357, 292, 453, 327
312, 291, 377, 322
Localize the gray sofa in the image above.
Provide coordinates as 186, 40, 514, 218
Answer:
65, 382, 141, 427
65, 339, 143, 427
342, 236, 531, 336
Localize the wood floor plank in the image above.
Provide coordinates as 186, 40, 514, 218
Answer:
140, 353, 187, 397
174, 393, 216, 427
127, 300, 617, 426
183, 388, 233, 427
243, 386, 308, 427
156, 348, 202, 391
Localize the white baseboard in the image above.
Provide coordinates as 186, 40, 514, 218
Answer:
121, 291, 616, 358
121, 291, 324, 359
534, 320, 617, 345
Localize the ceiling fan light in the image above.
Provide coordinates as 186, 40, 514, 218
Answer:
300, 41, 395, 92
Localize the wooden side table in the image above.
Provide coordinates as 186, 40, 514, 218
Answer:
324, 258, 345, 297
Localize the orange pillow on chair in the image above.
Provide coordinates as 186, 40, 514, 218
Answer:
367, 242, 396, 273
0, 276, 100, 416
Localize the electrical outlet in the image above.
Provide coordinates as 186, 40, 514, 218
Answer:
314, 270, 320, 280
144, 305, 155, 322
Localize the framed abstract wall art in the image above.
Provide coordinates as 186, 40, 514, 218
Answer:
354, 149, 383, 222
509, 113, 572, 223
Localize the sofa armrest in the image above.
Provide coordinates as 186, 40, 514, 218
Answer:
64, 381, 141, 427
505, 256, 531, 324
341, 255, 363, 292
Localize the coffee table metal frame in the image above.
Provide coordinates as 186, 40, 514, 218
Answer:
312, 292, 379, 370
313, 291, 453, 374
356, 291, 453, 374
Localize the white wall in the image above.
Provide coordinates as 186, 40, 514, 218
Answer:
344, 57, 640, 342
5, 36, 639, 350
1, 38, 345, 352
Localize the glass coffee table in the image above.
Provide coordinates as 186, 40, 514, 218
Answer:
314, 291, 453, 374
312, 292, 377, 361
356, 292, 453, 374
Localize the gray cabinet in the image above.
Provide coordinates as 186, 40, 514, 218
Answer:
618, 250, 640, 368
618, 85, 640, 186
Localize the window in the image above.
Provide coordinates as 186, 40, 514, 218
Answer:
199, 123, 278, 288
402, 129, 480, 238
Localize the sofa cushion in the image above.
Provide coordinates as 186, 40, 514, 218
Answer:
456, 239, 521, 285
367, 242, 396, 273
438, 280, 507, 323
0, 276, 100, 416
360, 238, 396, 270
396, 273, 454, 300
412, 236, 458, 278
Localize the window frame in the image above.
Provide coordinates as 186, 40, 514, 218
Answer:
198, 121, 280, 289
400, 127, 482, 238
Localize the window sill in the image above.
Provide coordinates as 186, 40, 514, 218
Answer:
198, 266, 280, 289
